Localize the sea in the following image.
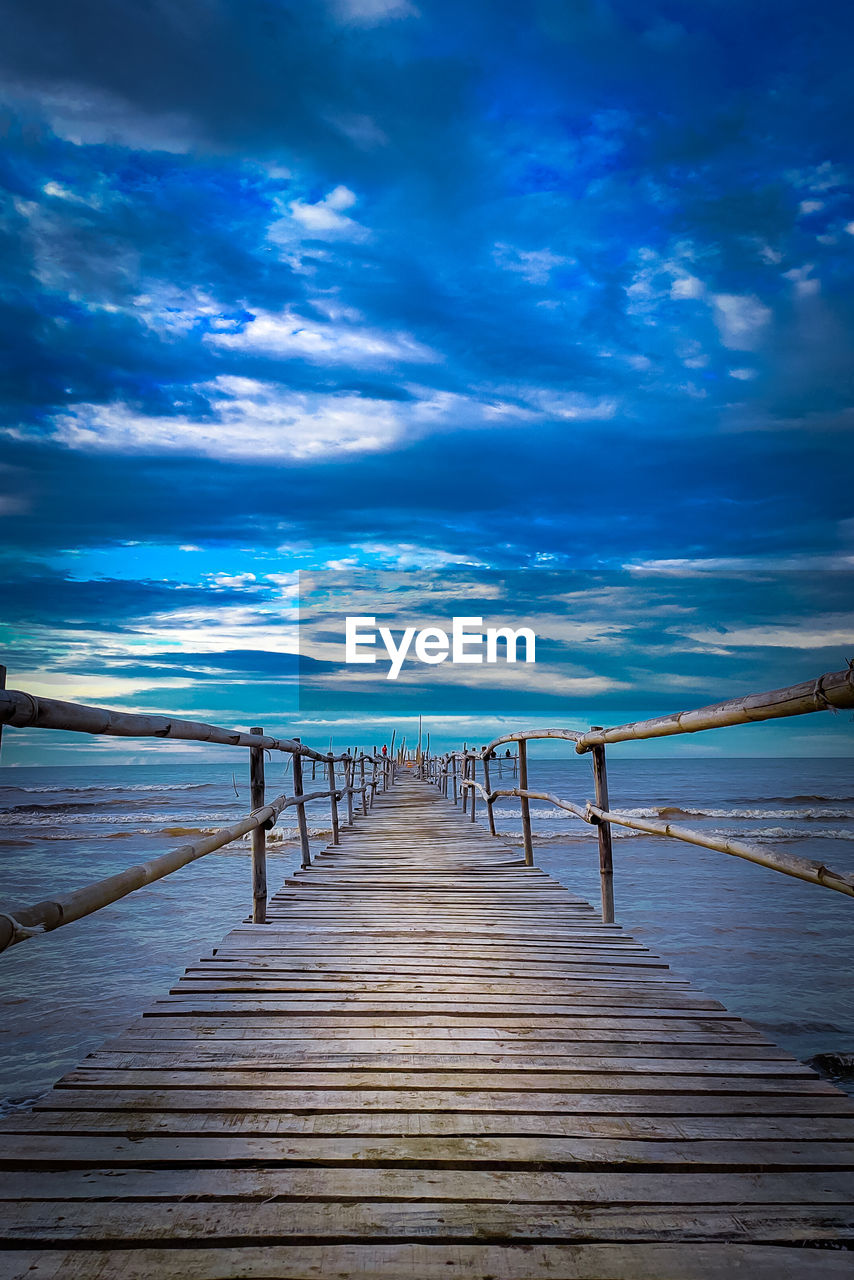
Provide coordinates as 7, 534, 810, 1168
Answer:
0, 754, 852, 1111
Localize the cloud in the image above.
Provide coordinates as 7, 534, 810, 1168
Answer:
207, 308, 438, 366
711, 293, 772, 349
283, 185, 368, 239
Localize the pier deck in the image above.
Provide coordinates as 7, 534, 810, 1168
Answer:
1, 775, 853, 1277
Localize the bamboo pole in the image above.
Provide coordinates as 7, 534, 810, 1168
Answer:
0, 689, 344, 760
590, 729, 614, 924
461, 754, 469, 814
249, 726, 267, 924
0, 796, 280, 954
588, 803, 854, 898
359, 753, 367, 815
0, 785, 346, 954
327, 754, 340, 845
452, 753, 458, 804
292, 739, 311, 869
575, 665, 854, 752
517, 738, 534, 868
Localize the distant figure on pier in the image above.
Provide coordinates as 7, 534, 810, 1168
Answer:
505, 748, 512, 757
381, 744, 388, 756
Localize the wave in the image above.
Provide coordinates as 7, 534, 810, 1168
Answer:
0, 782, 213, 796
492, 803, 854, 822
656, 805, 854, 821
0, 811, 240, 827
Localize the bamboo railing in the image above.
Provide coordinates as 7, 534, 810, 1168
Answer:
425, 663, 854, 921
0, 677, 397, 953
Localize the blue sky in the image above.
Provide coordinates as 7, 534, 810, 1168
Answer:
0, 0, 852, 762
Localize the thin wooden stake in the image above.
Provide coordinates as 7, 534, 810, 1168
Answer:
518, 738, 534, 867
326, 753, 340, 845
344, 754, 354, 825
482, 752, 497, 836
591, 728, 615, 923
249, 727, 267, 923
292, 740, 311, 869
469, 754, 477, 823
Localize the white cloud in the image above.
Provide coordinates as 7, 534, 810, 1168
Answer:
783, 265, 820, 296
11, 80, 196, 152
493, 243, 571, 285
711, 293, 772, 349
798, 199, 824, 215
29, 377, 542, 463
680, 620, 854, 651
728, 367, 757, 380
43, 381, 408, 461
206, 307, 437, 366
282, 185, 367, 239
670, 274, 704, 300
526, 390, 618, 421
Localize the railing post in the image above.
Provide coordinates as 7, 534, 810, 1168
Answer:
482, 752, 496, 836
518, 738, 534, 867
292, 739, 311, 869
327, 753, 340, 845
451, 753, 458, 805
591, 728, 615, 923
249, 726, 267, 923
461, 754, 469, 814
370, 756, 377, 807
469, 753, 477, 823
344, 754, 354, 825
360, 753, 368, 815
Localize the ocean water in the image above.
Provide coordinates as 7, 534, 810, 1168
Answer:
0, 754, 852, 1108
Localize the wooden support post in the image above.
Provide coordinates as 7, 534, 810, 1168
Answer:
249, 727, 267, 923
461, 755, 468, 814
344, 755, 354, 824
518, 738, 534, 868
0, 664, 5, 758
292, 740, 311, 869
591, 728, 615, 923
469, 754, 477, 823
327, 754, 340, 845
451, 753, 458, 804
482, 753, 496, 836
369, 757, 377, 808
360, 753, 368, 815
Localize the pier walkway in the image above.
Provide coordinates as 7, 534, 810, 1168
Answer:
1, 775, 853, 1278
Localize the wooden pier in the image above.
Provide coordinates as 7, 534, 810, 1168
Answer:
1, 774, 853, 1278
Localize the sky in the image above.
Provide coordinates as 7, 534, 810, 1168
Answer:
0, 0, 852, 763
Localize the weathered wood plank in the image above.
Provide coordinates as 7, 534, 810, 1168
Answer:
1, 1243, 852, 1280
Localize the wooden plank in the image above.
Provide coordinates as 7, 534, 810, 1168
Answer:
2, 1199, 853, 1244
1, 1243, 852, 1279
1, 1133, 852, 1167
2, 1167, 852, 1204
6, 1109, 854, 1141
37, 1088, 854, 1115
